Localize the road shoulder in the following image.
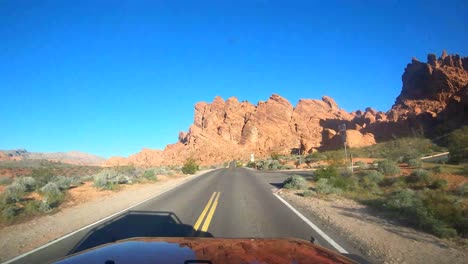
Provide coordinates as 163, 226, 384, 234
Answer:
279, 190, 467, 264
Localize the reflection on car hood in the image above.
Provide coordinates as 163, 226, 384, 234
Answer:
54, 237, 356, 264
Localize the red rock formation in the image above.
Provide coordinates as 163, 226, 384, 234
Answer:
105, 51, 466, 167
106, 94, 374, 166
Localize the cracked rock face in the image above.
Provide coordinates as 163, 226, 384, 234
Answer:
105, 51, 467, 166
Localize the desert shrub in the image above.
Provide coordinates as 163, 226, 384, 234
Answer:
324, 150, 345, 166
384, 189, 458, 238
0, 177, 13, 185
377, 159, 401, 176
51, 176, 72, 191
305, 153, 320, 167
1, 205, 20, 221
182, 158, 199, 174
401, 150, 422, 164
153, 167, 170, 176
15, 177, 38, 192
257, 160, 272, 170
29, 167, 55, 185
407, 169, 433, 185
447, 126, 468, 164
314, 166, 339, 180
430, 179, 448, 190
421, 190, 465, 237
236, 161, 244, 167
93, 173, 114, 190
3, 183, 26, 203
40, 182, 64, 210
246, 161, 256, 168
301, 190, 316, 197
407, 159, 421, 168
354, 161, 368, 170
270, 153, 281, 160
315, 178, 342, 195
432, 165, 443, 173
283, 175, 307, 190
358, 170, 384, 192
143, 170, 157, 181
281, 165, 295, 170
269, 160, 281, 170
454, 184, 467, 197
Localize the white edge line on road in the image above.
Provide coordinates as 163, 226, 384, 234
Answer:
2, 169, 216, 264
273, 193, 348, 254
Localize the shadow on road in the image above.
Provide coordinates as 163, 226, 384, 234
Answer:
68, 211, 213, 255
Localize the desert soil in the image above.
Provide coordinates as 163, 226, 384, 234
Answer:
0, 170, 211, 263
280, 190, 467, 264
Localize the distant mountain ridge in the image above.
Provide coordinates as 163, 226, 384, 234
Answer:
0, 149, 105, 166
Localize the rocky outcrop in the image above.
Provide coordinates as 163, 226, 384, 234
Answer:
363, 51, 467, 139
106, 95, 374, 166
105, 51, 466, 167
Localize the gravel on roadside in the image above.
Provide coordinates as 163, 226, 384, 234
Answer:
280, 190, 467, 264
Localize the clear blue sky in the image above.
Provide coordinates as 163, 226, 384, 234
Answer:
1, 0, 467, 158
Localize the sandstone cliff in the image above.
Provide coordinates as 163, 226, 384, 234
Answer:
106, 51, 467, 167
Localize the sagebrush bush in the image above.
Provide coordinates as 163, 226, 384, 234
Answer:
1, 205, 20, 221
315, 178, 342, 195
377, 159, 401, 176
93, 172, 115, 190
153, 167, 170, 176
182, 158, 199, 174
15, 177, 37, 192
40, 182, 64, 210
4, 183, 26, 203
52, 176, 72, 191
269, 160, 281, 170
447, 126, 468, 164
314, 166, 339, 180
384, 189, 459, 238
354, 161, 368, 170
430, 179, 448, 190
407, 169, 433, 185
246, 161, 256, 168
143, 170, 157, 181
358, 170, 383, 192
0, 177, 13, 185
407, 159, 421, 168
283, 175, 307, 190
301, 190, 315, 197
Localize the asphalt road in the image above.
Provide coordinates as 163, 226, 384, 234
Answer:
6, 167, 368, 264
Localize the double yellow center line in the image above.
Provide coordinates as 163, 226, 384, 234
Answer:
193, 192, 221, 232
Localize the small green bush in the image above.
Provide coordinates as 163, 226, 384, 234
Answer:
407, 169, 433, 185
377, 159, 401, 176
40, 182, 64, 210
182, 158, 199, 174
407, 159, 421, 168
270, 153, 281, 160
430, 179, 448, 190
354, 161, 368, 170
153, 167, 170, 176
283, 175, 307, 190
15, 177, 38, 192
281, 165, 295, 170
432, 166, 443, 173
447, 126, 468, 164
143, 170, 157, 181
1, 205, 20, 221
4, 183, 26, 203
246, 161, 256, 168
358, 170, 384, 192
315, 178, 342, 195
269, 160, 281, 170
0, 177, 13, 185
301, 190, 316, 197
52, 176, 72, 191
314, 166, 339, 180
